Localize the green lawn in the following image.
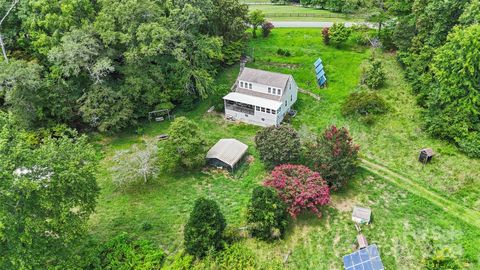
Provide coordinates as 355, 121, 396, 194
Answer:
248, 4, 366, 22
89, 29, 480, 269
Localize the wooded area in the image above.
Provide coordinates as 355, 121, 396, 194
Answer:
0, 0, 249, 132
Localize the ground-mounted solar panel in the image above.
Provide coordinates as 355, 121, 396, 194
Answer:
314, 57, 327, 87
343, 244, 384, 270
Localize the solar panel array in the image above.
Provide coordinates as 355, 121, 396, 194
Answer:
314, 58, 327, 87
343, 244, 384, 270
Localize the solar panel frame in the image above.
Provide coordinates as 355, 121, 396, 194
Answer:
343, 244, 384, 270
314, 58, 327, 87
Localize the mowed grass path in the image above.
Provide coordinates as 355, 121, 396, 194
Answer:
90, 29, 480, 268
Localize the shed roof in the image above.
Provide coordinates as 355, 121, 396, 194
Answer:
352, 206, 371, 221
421, 148, 435, 156
206, 139, 248, 168
223, 92, 282, 110
238, 67, 291, 89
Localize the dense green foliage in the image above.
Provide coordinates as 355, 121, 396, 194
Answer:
342, 91, 388, 124
158, 117, 207, 172
299, 0, 367, 13
380, 0, 480, 156
89, 233, 164, 269
362, 58, 386, 89
249, 10, 266, 38
0, 112, 99, 269
0, 0, 249, 132
304, 125, 359, 190
184, 198, 226, 258
246, 186, 289, 240
328, 23, 351, 47
425, 25, 480, 158
255, 125, 301, 168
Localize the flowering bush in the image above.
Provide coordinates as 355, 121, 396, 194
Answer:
264, 164, 330, 218
304, 125, 360, 190
322, 27, 330, 45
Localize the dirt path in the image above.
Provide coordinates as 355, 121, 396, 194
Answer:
298, 88, 321, 101
360, 158, 480, 229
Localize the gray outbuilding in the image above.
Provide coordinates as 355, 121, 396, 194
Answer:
206, 139, 248, 171
352, 206, 372, 224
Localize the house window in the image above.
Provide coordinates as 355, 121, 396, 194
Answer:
291, 95, 293, 101
261, 108, 265, 112
262, 118, 265, 121
249, 83, 252, 89
245, 114, 248, 117
268, 87, 271, 93
240, 81, 244, 88
256, 106, 260, 111
285, 100, 287, 106
278, 89, 282, 95
266, 109, 271, 113
272, 110, 276, 114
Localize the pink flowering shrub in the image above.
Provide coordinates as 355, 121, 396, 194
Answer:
264, 164, 330, 218
304, 125, 360, 190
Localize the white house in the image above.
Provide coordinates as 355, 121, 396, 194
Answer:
223, 67, 298, 127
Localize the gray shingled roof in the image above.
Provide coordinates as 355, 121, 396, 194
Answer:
206, 139, 248, 168
238, 67, 290, 89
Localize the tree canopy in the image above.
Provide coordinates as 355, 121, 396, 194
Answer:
0, 0, 249, 132
0, 112, 99, 269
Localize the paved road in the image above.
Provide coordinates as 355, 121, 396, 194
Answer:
271, 21, 375, 28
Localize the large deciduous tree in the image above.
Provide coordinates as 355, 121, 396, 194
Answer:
158, 117, 207, 172
264, 164, 330, 218
0, 112, 99, 269
304, 125, 360, 190
255, 125, 301, 169
426, 25, 480, 157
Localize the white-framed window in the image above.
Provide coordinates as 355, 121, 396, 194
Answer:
268, 87, 271, 93
272, 110, 276, 114
256, 106, 260, 111
266, 109, 271, 113
291, 95, 293, 101
249, 83, 252, 89
261, 107, 265, 112
285, 100, 287, 106
278, 89, 282, 95
240, 81, 244, 88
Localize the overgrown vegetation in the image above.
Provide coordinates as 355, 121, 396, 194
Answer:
362, 58, 386, 89
341, 91, 388, 124
89, 233, 164, 269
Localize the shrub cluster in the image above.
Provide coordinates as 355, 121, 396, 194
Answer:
362, 59, 386, 89
264, 164, 330, 218
255, 125, 301, 168
329, 23, 351, 47
246, 186, 289, 240
90, 233, 164, 269
322, 27, 330, 45
341, 91, 388, 124
276, 48, 292, 57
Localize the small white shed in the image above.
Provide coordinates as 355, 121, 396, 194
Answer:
352, 206, 372, 224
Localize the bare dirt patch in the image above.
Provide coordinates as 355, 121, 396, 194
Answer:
331, 197, 358, 212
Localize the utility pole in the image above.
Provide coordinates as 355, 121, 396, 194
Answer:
0, 0, 20, 63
